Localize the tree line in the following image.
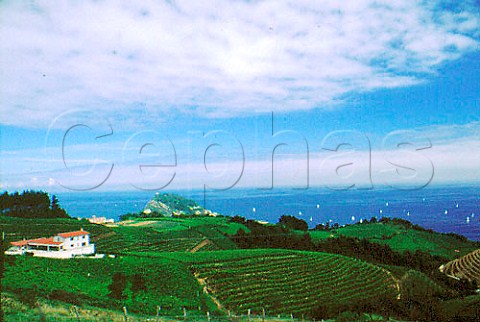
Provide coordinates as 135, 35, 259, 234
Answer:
0, 191, 69, 219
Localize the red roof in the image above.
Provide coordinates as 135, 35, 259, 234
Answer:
28, 237, 63, 246
11, 240, 32, 247
57, 230, 89, 238
10, 230, 89, 246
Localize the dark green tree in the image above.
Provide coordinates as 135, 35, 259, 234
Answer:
50, 195, 68, 218
278, 215, 308, 231
0, 191, 69, 218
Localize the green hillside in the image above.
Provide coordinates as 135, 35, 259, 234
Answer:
2, 212, 479, 321
0, 217, 111, 242
310, 221, 478, 259
2, 292, 164, 322
2, 249, 399, 320
98, 217, 241, 254
0, 216, 243, 254
189, 250, 399, 317
2, 255, 219, 318
139, 193, 212, 217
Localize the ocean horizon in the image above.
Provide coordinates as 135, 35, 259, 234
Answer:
55, 185, 480, 241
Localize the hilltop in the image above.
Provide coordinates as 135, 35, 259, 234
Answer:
125, 193, 217, 218
310, 217, 478, 259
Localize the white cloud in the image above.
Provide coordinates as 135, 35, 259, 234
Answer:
2, 121, 478, 191
1, 0, 479, 127
3, 137, 479, 192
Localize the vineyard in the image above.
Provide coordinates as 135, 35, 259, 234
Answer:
3, 213, 480, 320
317, 222, 478, 259
96, 227, 207, 253
191, 250, 399, 316
2, 255, 219, 317
3, 249, 400, 319
440, 249, 480, 284
0, 217, 111, 242
95, 224, 233, 254
3, 190, 480, 321
1, 217, 238, 254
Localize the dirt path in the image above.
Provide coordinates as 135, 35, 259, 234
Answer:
128, 221, 157, 227
190, 239, 212, 253
194, 273, 225, 312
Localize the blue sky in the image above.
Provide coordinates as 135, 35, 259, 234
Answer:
1, 0, 479, 192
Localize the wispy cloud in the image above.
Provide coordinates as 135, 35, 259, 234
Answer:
1, 0, 479, 127
2, 121, 479, 191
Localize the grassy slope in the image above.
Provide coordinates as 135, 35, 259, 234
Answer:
2, 249, 399, 318
0, 216, 245, 254
310, 222, 478, 259
129, 249, 400, 316
2, 292, 165, 322
3, 217, 476, 259
3, 217, 479, 320
438, 294, 480, 320
2, 255, 219, 317
104, 217, 242, 253
135, 216, 250, 234
2, 292, 308, 322
0, 217, 111, 242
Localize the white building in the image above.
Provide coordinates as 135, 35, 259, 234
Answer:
87, 215, 114, 224
5, 229, 95, 259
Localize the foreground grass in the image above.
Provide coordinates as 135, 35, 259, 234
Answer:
2, 292, 168, 322
4, 292, 316, 322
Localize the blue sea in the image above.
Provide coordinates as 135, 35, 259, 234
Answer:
57, 185, 480, 241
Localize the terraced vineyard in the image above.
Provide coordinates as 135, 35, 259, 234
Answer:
440, 249, 480, 284
0, 218, 111, 242
94, 219, 239, 254
96, 227, 211, 253
1, 217, 235, 254
192, 251, 399, 316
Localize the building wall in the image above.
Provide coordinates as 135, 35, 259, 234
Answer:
5, 248, 24, 256
63, 234, 90, 250
30, 244, 95, 259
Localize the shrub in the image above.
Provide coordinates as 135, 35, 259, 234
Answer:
278, 215, 308, 231
48, 289, 82, 306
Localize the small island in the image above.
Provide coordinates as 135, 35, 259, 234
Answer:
123, 193, 218, 219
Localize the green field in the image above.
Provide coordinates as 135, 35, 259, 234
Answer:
0, 217, 111, 242
2, 255, 218, 317
0, 216, 244, 255
310, 222, 478, 259
2, 215, 479, 321
190, 250, 399, 316
2, 249, 399, 319
116, 249, 400, 316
